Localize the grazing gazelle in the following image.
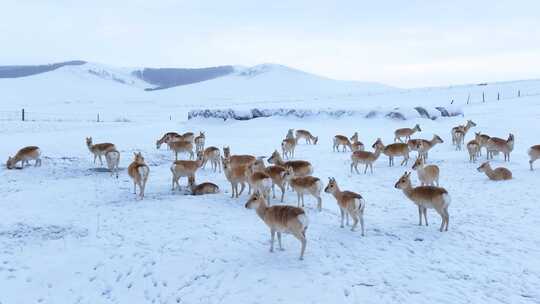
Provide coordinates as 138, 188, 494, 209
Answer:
412, 135, 444, 160
194, 132, 206, 154
105, 149, 120, 178
295, 129, 318, 145
411, 157, 440, 186
451, 120, 476, 146
351, 140, 384, 174
466, 139, 481, 163
222, 156, 248, 198
324, 178, 366, 235
394, 124, 421, 142
170, 155, 203, 191
222, 146, 256, 169
200, 146, 221, 172
529, 145, 540, 170
333, 135, 352, 152
283, 167, 323, 211
350, 132, 365, 152
245, 163, 273, 201
281, 138, 296, 159
168, 140, 194, 160
188, 176, 219, 195
475, 132, 491, 156
156, 132, 180, 149
487, 133, 514, 161
245, 192, 309, 260
373, 138, 410, 166
267, 150, 313, 177
477, 162, 512, 181
6, 146, 42, 169
86, 137, 116, 166
394, 172, 450, 232
128, 152, 150, 199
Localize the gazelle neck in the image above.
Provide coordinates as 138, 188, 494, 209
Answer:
255, 200, 269, 220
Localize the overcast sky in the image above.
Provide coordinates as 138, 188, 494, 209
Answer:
2, 0, 540, 87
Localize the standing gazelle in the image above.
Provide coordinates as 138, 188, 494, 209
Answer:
86, 137, 116, 166
281, 138, 296, 159
171, 155, 203, 191
350, 140, 384, 174
487, 133, 514, 161
200, 146, 221, 172
394, 124, 421, 142
194, 132, 206, 154
128, 152, 150, 199
283, 168, 323, 211
324, 178, 366, 235
350, 132, 365, 152
528, 145, 540, 170
105, 149, 120, 178
451, 120, 476, 147
6, 146, 42, 169
333, 135, 352, 152
394, 172, 450, 232
466, 140, 481, 163
411, 157, 440, 186
373, 138, 410, 167
245, 192, 309, 260
415, 135, 444, 160
295, 129, 318, 145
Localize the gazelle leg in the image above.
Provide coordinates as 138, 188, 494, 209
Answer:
423, 207, 428, 226
418, 205, 423, 226
340, 209, 345, 228
277, 232, 284, 250
270, 229, 275, 252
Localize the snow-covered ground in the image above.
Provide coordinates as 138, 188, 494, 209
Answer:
1, 89, 539, 303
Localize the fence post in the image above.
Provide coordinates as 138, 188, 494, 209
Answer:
21, 108, 25, 121
97, 113, 100, 122
466, 93, 470, 104
497, 92, 500, 100
482, 92, 485, 103
518, 90, 521, 97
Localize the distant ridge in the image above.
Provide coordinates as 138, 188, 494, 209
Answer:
0, 60, 86, 78
132, 66, 234, 90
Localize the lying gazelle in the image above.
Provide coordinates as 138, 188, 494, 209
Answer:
394, 124, 421, 142
245, 162, 273, 201
194, 132, 206, 154
283, 167, 323, 211
477, 162, 512, 181
105, 149, 120, 178
351, 140, 384, 174
128, 152, 150, 199
156, 132, 180, 149
169, 140, 194, 160
222, 156, 248, 198
245, 192, 309, 260
86, 137, 116, 166
350, 132, 365, 152
295, 129, 318, 145
475, 132, 491, 156
373, 138, 410, 167
324, 178, 366, 235
394, 172, 450, 232
529, 145, 540, 170
466, 139, 480, 162
170, 154, 203, 191
282, 137, 296, 159
411, 157, 439, 186
333, 135, 352, 152
267, 150, 313, 177
6, 146, 42, 169
451, 120, 476, 147
188, 176, 219, 195
200, 146, 221, 172
223, 146, 256, 169
487, 133, 514, 161
408, 135, 443, 160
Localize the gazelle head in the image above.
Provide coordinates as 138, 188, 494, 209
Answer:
324, 177, 338, 194
6, 156, 15, 169
394, 172, 412, 189
245, 191, 266, 209
412, 157, 424, 170
281, 166, 294, 182
508, 133, 514, 142
372, 138, 384, 149
313, 136, 319, 145
222, 146, 230, 158
267, 150, 281, 164
86, 137, 93, 147
133, 152, 145, 164
467, 120, 477, 128
433, 135, 444, 144
350, 132, 358, 142
413, 124, 422, 132
477, 162, 491, 173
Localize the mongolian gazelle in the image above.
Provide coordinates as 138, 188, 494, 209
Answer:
324, 178, 366, 235
477, 162, 512, 181
394, 172, 450, 232
168, 140, 194, 160
86, 137, 116, 166
394, 124, 421, 142
528, 145, 540, 170
487, 133, 514, 161
350, 140, 384, 174
466, 139, 481, 162
281, 137, 296, 159
411, 157, 440, 186
267, 150, 313, 177
194, 132, 206, 154
188, 176, 219, 195
128, 152, 150, 199
105, 149, 120, 178
245, 192, 309, 260
451, 120, 476, 146
155, 132, 180, 149
410, 135, 443, 160
200, 146, 221, 172
245, 163, 273, 202
222, 156, 248, 198
170, 154, 203, 191
222, 146, 256, 168
373, 138, 410, 167
350, 132, 365, 152
475, 132, 491, 156
6, 146, 42, 169
333, 135, 352, 152
283, 167, 323, 211
295, 129, 318, 145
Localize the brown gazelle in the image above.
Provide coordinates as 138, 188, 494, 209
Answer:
156, 132, 180, 149
394, 124, 421, 142
200, 146, 221, 172
264, 165, 289, 202
350, 132, 365, 152
373, 138, 410, 167
168, 140, 194, 160
181, 132, 195, 143
487, 134, 514, 161
194, 132, 206, 154
351, 140, 384, 174
466, 140, 480, 162
222, 146, 257, 169
188, 176, 219, 195
281, 138, 296, 159
245, 163, 273, 201
283, 167, 323, 211
245, 192, 309, 260
86, 137, 116, 166
475, 132, 491, 156
324, 178, 366, 235
222, 156, 248, 198
477, 162, 512, 181
528, 145, 540, 170
333, 135, 352, 152
128, 152, 150, 199
412, 157, 439, 186
394, 172, 450, 232
416, 135, 444, 160
105, 149, 120, 178
453, 129, 465, 151
295, 129, 318, 145
267, 150, 313, 177
451, 120, 476, 146
6, 146, 42, 169
170, 154, 203, 191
